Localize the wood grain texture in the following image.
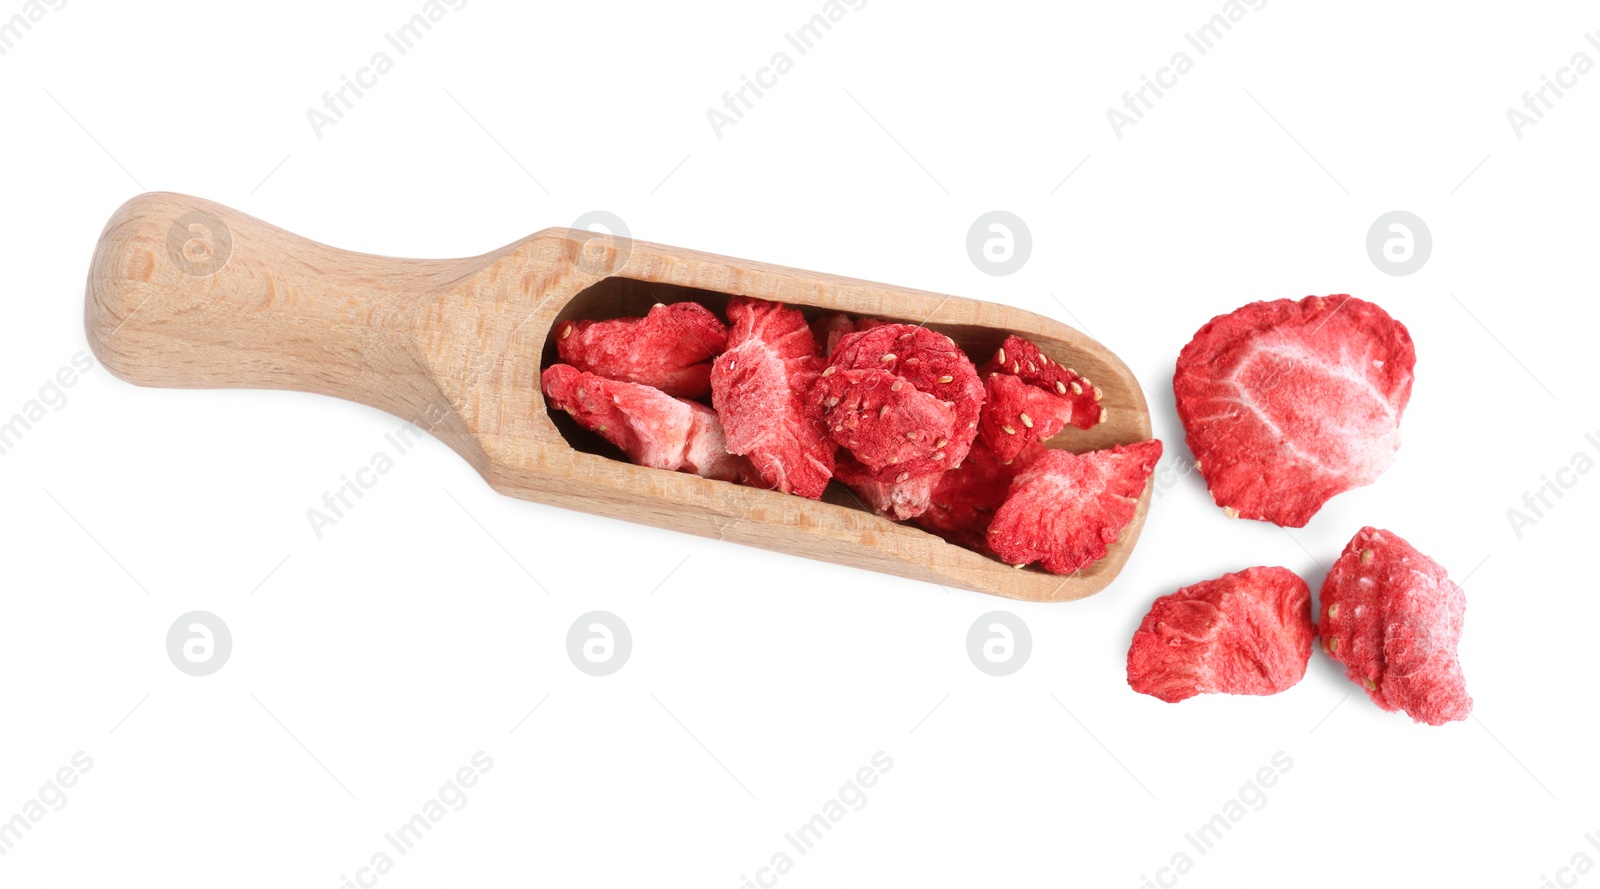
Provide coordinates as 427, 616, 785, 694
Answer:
85, 192, 1155, 601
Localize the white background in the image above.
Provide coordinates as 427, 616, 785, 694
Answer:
2, 1, 1597, 885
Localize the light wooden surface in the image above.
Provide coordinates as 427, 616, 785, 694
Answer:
84, 192, 1154, 601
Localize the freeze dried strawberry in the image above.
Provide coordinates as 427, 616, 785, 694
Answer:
912, 440, 1043, 551
987, 440, 1162, 574
1126, 567, 1314, 703
1173, 295, 1415, 527
812, 314, 855, 358
826, 324, 984, 471
978, 374, 1076, 463
833, 454, 939, 521
811, 367, 958, 480
979, 334, 1102, 426
1319, 527, 1471, 726
710, 297, 834, 498
556, 301, 728, 398
811, 314, 887, 357
542, 364, 753, 483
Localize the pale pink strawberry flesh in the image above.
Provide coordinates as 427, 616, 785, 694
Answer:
542, 364, 752, 483
832, 454, 940, 521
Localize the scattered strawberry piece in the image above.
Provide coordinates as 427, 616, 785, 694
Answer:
1319, 527, 1471, 726
556, 301, 728, 398
811, 367, 958, 480
1173, 295, 1415, 527
833, 454, 940, 521
542, 364, 753, 483
1127, 567, 1313, 703
987, 440, 1162, 574
912, 440, 1043, 550
710, 297, 835, 498
825, 323, 985, 472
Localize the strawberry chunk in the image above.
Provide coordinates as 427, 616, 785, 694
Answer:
812, 313, 855, 359
823, 324, 984, 474
833, 454, 940, 521
978, 374, 1077, 464
556, 302, 728, 398
811, 367, 958, 480
710, 297, 835, 498
542, 364, 753, 483
1319, 527, 1471, 726
912, 440, 1043, 551
979, 335, 1101, 423
1174, 295, 1415, 527
976, 336, 1102, 462
811, 314, 887, 358
1126, 566, 1314, 703
987, 440, 1162, 574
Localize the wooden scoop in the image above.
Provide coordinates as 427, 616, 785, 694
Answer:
85, 193, 1153, 601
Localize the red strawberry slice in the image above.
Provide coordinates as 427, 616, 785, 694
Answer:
710, 297, 835, 499
811, 366, 959, 480
833, 454, 940, 521
1126, 566, 1314, 703
1173, 295, 1415, 527
912, 440, 1043, 551
987, 440, 1162, 574
1319, 527, 1471, 726
825, 323, 985, 472
542, 364, 753, 483
556, 301, 728, 398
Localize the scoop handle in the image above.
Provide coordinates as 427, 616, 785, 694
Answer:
84, 192, 462, 417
